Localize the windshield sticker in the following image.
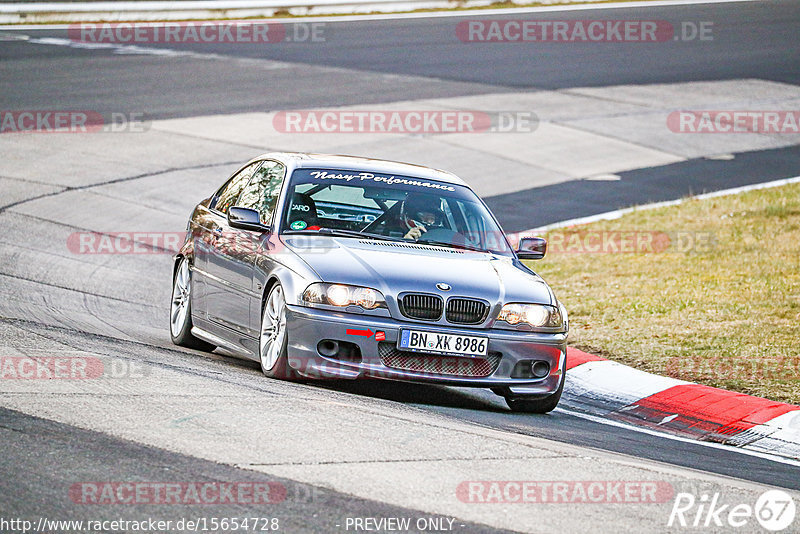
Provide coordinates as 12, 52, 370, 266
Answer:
308, 170, 456, 192
290, 220, 308, 230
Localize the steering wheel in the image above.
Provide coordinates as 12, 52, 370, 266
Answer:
419, 227, 461, 243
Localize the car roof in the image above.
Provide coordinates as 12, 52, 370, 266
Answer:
253, 152, 468, 187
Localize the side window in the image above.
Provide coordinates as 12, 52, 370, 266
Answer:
212, 162, 260, 214
235, 160, 286, 224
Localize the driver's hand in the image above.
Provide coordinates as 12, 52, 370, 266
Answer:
404, 225, 426, 240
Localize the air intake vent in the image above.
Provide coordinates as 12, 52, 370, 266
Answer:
399, 293, 443, 321
446, 298, 489, 324
358, 240, 464, 253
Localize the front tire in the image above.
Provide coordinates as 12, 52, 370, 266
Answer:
504, 374, 564, 414
170, 257, 215, 351
259, 283, 297, 380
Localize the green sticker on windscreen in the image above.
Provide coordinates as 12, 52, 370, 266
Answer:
290, 220, 307, 230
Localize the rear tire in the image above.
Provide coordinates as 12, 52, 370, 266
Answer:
259, 283, 298, 380
504, 374, 564, 414
170, 257, 215, 351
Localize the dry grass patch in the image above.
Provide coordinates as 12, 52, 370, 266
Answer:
527, 182, 800, 404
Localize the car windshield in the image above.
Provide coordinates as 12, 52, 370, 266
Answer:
280, 168, 512, 255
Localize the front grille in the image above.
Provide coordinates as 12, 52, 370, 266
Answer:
378, 343, 501, 378
399, 293, 443, 321
446, 298, 489, 324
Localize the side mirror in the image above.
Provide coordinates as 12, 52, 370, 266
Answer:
516, 236, 547, 260
228, 207, 268, 232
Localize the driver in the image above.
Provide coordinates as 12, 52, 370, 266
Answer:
400, 193, 446, 240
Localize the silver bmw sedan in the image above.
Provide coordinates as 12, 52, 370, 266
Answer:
170, 153, 568, 413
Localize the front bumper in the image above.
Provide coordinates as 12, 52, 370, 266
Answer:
285, 304, 567, 395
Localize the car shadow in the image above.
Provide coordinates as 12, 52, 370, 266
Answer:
316, 379, 509, 413
212, 351, 509, 413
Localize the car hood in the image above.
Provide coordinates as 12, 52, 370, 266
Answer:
281, 236, 554, 305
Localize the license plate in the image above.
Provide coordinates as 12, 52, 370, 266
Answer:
398, 329, 488, 357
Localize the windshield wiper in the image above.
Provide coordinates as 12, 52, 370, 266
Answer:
316, 228, 366, 238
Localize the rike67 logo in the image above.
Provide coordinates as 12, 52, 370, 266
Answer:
668, 490, 796, 531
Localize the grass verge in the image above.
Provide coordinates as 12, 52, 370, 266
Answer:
527, 182, 800, 404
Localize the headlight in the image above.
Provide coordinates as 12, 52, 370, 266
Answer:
497, 303, 563, 329
326, 285, 351, 307
302, 283, 386, 310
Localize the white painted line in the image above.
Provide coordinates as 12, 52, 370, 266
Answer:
28, 35, 187, 55
0, 0, 759, 29
10, 33, 293, 62
516, 174, 800, 234
555, 406, 800, 467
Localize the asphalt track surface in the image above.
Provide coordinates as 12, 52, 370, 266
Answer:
0, 1, 799, 118
1, 0, 800, 531
491, 144, 800, 230
2, 1, 800, 229
0, 406, 507, 534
